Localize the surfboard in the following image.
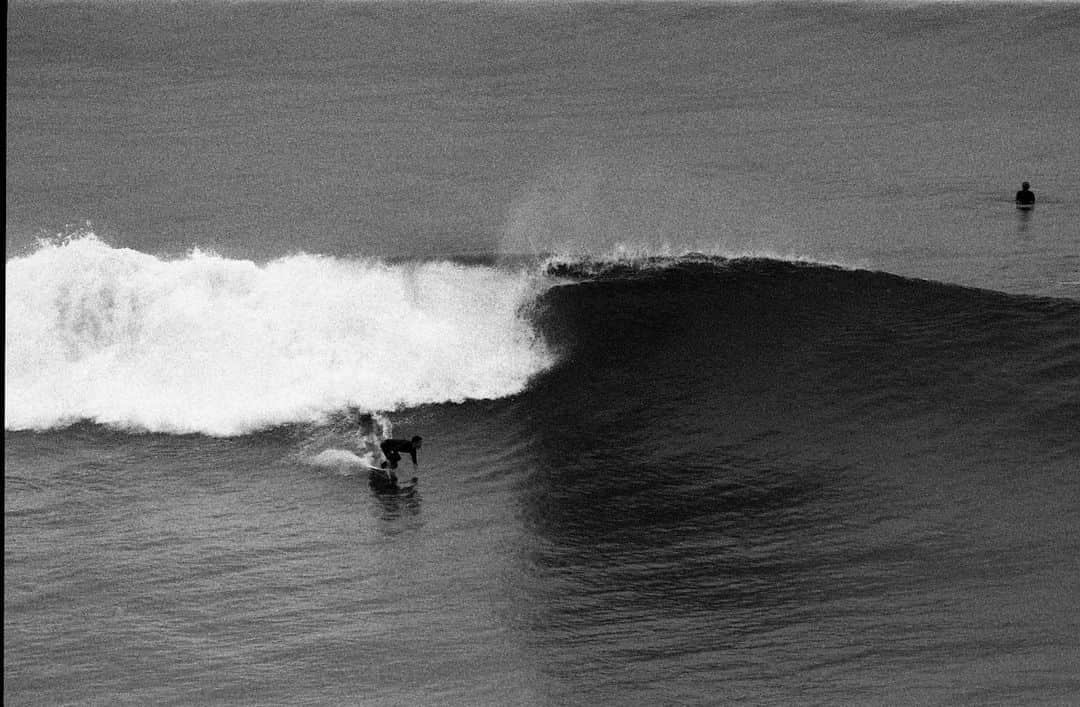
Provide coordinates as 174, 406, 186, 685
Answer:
367, 467, 417, 494
1016, 203, 1034, 211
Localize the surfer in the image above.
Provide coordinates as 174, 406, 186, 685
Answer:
1015, 181, 1035, 207
380, 436, 423, 472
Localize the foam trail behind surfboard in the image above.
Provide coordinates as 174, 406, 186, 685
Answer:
308, 449, 367, 466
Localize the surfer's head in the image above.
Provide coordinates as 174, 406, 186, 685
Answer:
1022, 182, 1030, 190
411, 435, 423, 448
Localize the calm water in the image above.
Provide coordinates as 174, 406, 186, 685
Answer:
6, 2, 1080, 705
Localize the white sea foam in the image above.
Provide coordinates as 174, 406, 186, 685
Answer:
5, 235, 553, 435
307, 449, 368, 467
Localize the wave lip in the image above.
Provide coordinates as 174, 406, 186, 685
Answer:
538, 249, 856, 283
5, 235, 554, 435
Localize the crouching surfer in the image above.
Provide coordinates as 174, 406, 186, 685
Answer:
379, 436, 423, 485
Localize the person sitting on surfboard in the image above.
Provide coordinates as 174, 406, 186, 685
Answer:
380, 436, 423, 472
1015, 181, 1035, 206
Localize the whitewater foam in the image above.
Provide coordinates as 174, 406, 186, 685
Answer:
5, 235, 554, 435
307, 449, 369, 467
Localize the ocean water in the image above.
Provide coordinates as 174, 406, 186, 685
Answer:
5, 2, 1080, 705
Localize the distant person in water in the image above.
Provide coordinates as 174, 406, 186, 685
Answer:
1015, 181, 1035, 206
380, 436, 423, 472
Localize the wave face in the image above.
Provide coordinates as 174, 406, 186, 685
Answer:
4, 236, 552, 435
528, 257, 1080, 466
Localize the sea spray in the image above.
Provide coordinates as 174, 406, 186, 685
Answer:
299, 410, 392, 472
5, 235, 554, 435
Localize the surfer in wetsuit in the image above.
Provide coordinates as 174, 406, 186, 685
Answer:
1015, 181, 1035, 207
380, 436, 423, 472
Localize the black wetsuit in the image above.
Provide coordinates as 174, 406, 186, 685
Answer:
1015, 188, 1035, 206
380, 439, 419, 469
